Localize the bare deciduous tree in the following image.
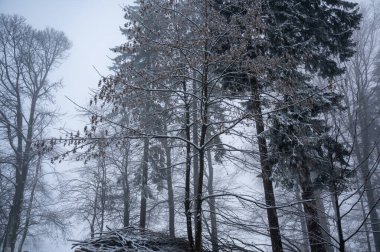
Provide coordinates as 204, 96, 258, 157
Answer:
0, 14, 70, 252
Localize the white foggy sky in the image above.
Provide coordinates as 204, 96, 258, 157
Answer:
0, 0, 133, 132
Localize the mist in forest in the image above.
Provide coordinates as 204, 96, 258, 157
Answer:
0, 0, 380, 252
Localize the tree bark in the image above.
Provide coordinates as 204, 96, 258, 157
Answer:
122, 141, 131, 227
192, 69, 199, 224
251, 84, 283, 252
356, 178, 373, 252
206, 149, 218, 252
90, 183, 99, 239
315, 191, 334, 252
139, 138, 149, 229
17, 155, 42, 252
123, 176, 130, 227
331, 186, 344, 252
296, 191, 310, 252
300, 166, 327, 252
194, 145, 205, 252
183, 80, 194, 250
360, 127, 380, 251
3, 93, 36, 252
4, 170, 27, 252
99, 151, 106, 235
163, 138, 175, 238
194, 20, 209, 250
360, 158, 380, 252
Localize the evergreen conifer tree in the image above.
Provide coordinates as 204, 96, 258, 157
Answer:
214, 1, 360, 251
264, 1, 361, 251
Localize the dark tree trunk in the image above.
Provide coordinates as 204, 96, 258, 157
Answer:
300, 167, 327, 252
206, 149, 218, 252
194, 27, 209, 250
17, 155, 42, 252
90, 223, 95, 240
122, 142, 131, 227
360, 132, 380, 251
296, 191, 310, 252
139, 138, 149, 229
331, 186, 344, 252
356, 178, 373, 252
90, 183, 99, 239
163, 138, 175, 238
192, 70, 199, 220
4, 172, 27, 252
251, 84, 283, 252
361, 158, 380, 252
3, 96, 35, 252
315, 191, 334, 252
123, 176, 130, 227
194, 146, 205, 252
99, 154, 106, 235
183, 81, 194, 251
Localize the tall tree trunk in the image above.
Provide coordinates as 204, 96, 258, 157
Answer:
17, 156, 42, 252
300, 166, 327, 252
296, 191, 310, 252
122, 141, 131, 227
123, 175, 130, 227
330, 185, 345, 252
251, 83, 283, 252
163, 138, 175, 238
328, 152, 346, 252
139, 138, 149, 229
194, 21, 209, 250
356, 178, 373, 252
90, 184, 99, 239
206, 149, 218, 252
192, 69, 199, 223
3, 95, 35, 252
315, 191, 334, 252
361, 139, 380, 250
99, 153, 106, 235
90, 223, 95, 240
360, 158, 380, 252
4, 171, 26, 252
194, 145, 206, 252
183, 81, 194, 250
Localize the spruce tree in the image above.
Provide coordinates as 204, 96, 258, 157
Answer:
214, 1, 360, 251
264, 1, 361, 251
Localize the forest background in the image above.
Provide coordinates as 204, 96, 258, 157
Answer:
0, 0, 379, 252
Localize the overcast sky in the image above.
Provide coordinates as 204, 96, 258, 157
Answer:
1, 0, 133, 132
0, 0, 133, 250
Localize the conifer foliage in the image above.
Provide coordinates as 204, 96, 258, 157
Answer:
263, 1, 361, 251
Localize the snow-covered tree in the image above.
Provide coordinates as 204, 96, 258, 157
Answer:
91, 1, 268, 251
213, 0, 360, 251
263, 1, 361, 251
